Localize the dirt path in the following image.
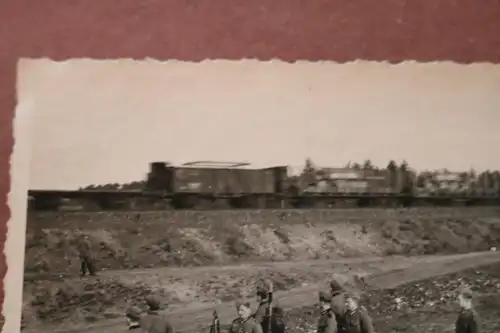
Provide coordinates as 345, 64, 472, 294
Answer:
24, 256, 388, 282
24, 250, 500, 333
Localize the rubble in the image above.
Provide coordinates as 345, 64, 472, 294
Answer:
25, 278, 153, 323
23, 264, 331, 327
285, 263, 500, 333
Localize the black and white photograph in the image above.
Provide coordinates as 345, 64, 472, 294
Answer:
16, 59, 500, 333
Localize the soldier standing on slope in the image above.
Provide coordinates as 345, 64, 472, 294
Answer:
230, 301, 262, 333
140, 296, 175, 333
317, 291, 337, 333
455, 286, 481, 333
340, 291, 374, 333
76, 232, 97, 276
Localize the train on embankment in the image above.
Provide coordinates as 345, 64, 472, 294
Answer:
28, 161, 500, 211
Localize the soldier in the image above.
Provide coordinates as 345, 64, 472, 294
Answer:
317, 291, 337, 333
455, 286, 481, 333
139, 295, 175, 333
340, 291, 374, 333
230, 301, 262, 333
253, 285, 285, 333
76, 233, 96, 276
254, 285, 269, 326
329, 279, 346, 331
125, 306, 143, 331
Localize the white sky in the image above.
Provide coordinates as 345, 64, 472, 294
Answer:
17, 59, 500, 190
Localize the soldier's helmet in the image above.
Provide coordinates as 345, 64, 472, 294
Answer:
330, 279, 344, 296
125, 306, 142, 321
145, 295, 161, 311
318, 291, 332, 303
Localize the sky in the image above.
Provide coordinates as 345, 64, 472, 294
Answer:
17, 59, 500, 190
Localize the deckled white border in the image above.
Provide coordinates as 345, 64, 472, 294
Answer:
3, 61, 34, 333
4, 58, 499, 333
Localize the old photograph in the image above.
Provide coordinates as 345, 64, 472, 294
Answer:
15, 59, 500, 333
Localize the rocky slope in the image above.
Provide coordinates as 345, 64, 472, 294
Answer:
25, 207, 500, 276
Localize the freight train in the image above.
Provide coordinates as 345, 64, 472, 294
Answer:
28, 161, 500, 211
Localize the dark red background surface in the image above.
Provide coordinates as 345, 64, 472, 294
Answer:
1, 0, 500, 329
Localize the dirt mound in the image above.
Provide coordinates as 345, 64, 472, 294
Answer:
23, 278, 152, 326
24, 208, 500, 276
285, 262, 500, 333
23, 262, 334, 328
21, 253, 500, 333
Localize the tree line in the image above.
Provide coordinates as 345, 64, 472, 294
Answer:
80, 158, 500, 191
299, 158, 500, 190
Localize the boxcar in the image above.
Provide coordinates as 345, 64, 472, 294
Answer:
172, 167, 276, 194
145, 162, 287, 196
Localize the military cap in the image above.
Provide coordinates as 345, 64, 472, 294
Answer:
125, 306, 142, 321
145, 295, 161, 310
344, 291, 361, 302
318, 291, 332, 302
235, 300, 252, 309
458, 286, 474, 300
330, 279, 344, 296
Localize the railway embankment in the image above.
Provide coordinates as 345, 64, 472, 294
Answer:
24, 207, 500, 275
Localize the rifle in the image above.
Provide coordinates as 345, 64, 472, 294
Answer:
266, 281, 274, 333
210, 309, 220, 333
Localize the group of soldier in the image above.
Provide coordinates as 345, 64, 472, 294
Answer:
73, 233, 480, 333
121, 278, 481, 333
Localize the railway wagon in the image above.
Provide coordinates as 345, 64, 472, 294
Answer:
295, 167, 411, 207
414, 171, 481, 196
27, 161, 500, 212
145, 161, 288, 208
302, 168, 408, 194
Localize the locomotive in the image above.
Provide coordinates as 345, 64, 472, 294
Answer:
28, 161, 500, 211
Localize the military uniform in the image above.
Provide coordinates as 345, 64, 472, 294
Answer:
254, 301, 285, 333
455, 288, 481, 333
339, 292, 374, 333
329, 279, 346, 331
317, 291, 337, 333
77, 236, 96, 276
139, 296, 175, 333
455, 308, 480, 333
340, 307, 374, 333
139, 311, 174, 333
253, 285, 285, 333
254, 285, 269, 325
330, 280, 346, 315
230, 317, 262, 333
254, 301, 267, 324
